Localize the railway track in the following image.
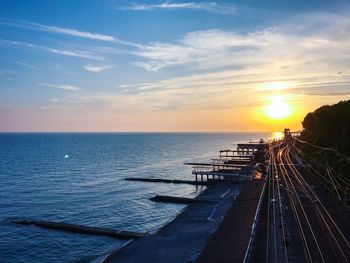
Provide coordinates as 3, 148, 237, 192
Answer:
265, 145, 288, 263
274, 143, 350, 263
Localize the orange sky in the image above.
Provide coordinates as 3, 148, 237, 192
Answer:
1, 2, 349, 132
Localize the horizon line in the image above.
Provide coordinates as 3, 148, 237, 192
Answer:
0, 131, 280, 134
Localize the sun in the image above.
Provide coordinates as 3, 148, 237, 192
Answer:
264, 95, 292, 120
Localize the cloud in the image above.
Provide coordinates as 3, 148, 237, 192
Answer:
131, 30, 260, 71
1, 21, 141, 48
131, 12, 350, 73
131, 29, 267, 71
39, 83, 80, 91
0, 69, 14, 75
82, 64, 114, 72
133, 61, 170, 72
47, 47, 103, 60
14, 61, 39, 70
118, 2, 236, 14
3, 9, 350, 121
118, 19, 350, 109
0, 39, 104, 61
305, 92, 350, 96
119, 65, 350, 97
32, 23, 115, 41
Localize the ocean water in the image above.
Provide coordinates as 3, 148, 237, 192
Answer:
0, 132, 270, 263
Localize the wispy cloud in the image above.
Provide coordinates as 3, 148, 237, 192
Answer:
305, 92, 350, 96
82, 64, 114, 73
133, 60, 172, 72
131, 12, 350, 73
1, 21, 141, 48
118, 2, 236, 14
29, 23, 115, 41
116, 66, 350, 112
47, 47, 103, 60
14, 61, 39, 70
39, 83, 80, 91
0, 69, 15, 76
118, 10, 350, 110
0, 39, 104, 61
131, 29, 266, 71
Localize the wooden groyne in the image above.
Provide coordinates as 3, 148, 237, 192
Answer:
150, 195, 205, 204
12, 220, 147, 239
125, 177, 213, 186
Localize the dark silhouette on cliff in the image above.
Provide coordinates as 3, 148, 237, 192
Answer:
300, 100, 350, 155
299, 100, 350, 196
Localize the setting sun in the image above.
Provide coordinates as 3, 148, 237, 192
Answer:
264, 95, 292, 120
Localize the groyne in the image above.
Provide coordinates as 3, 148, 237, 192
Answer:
150, 195, 206, 204
101, 140, 268, 262
102, 183, 240, 263
12, 220, 146, 239
125, 177, 212, 186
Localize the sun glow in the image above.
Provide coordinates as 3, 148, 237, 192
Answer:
260, 82, 293, 91
271, 131, 284, 141
264, 95, 292, 120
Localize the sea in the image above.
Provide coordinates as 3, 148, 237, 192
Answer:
0, 132, 271, 263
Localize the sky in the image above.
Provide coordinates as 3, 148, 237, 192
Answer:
0, 0, 349, 132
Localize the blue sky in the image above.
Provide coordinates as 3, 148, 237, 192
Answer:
1, 0, 350, 131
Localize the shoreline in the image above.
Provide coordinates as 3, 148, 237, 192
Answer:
100, 179, 265, 263
101, 182, 241, 263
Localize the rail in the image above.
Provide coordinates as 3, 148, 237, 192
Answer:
242, 174, 267, 263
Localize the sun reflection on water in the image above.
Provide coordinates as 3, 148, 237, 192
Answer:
271, 131, 284, 141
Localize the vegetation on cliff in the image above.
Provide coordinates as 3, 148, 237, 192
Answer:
297, 100, 350, 202
300, 100, 350, 155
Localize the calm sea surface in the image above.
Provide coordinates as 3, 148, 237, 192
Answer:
0, 132, 270, 263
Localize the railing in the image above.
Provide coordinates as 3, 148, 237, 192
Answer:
192, 166, 241, 174
243, 177, 267, 263
191, 166, 213, 174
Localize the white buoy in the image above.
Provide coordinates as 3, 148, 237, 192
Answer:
64, 154, 69, 158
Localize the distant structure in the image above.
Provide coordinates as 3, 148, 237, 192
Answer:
283, 128, 292, 141
185, 140, 268, 182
